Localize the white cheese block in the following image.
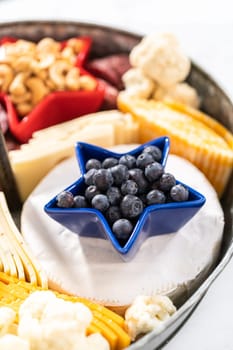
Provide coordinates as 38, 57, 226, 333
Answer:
21, 146, 224, 308
9, 110, 139, 201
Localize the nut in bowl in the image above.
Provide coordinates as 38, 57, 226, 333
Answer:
44, 137, 206, 261
0, 36, 105, 143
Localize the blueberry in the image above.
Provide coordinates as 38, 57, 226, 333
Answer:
73, 195, 88, 208
146, 189, 166, 205
159, 173, 176, 192
143, 145, 162, 162
112, 218, 133, 241
106, 206, 122, 224
102, 157, 118, 169
56, 191, 74, 208
136, 152, 154, 169
85, 185, 100, 202
93, 169, 114, 191
110, 164, 129, 186
150, 179, 160, 190
85, 158, 102, 171
128, 168, 149, 194
170, 184, 189, 202
106, 186, 122, 205
120, 194, 144, 218
138, 193, 147, 206
145, 162, 164, 182
119, 154, 136, 169
84, 168, 97, 186
128, 168, 143, 183
121, 180, 138, 195
91, 194, 110, 212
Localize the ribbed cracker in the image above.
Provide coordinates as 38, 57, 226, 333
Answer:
0, 192, 48, 287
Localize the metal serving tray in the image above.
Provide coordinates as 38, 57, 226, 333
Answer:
0, 20, 232, 350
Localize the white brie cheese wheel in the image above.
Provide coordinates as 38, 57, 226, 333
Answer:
21, 146, 224, 308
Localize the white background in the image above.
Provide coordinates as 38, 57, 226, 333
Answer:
0, 0, 232, 349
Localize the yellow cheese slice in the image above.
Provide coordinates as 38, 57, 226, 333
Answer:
9, 110, 139, 202
0, 272, 131, 350
118, 93, 233, 196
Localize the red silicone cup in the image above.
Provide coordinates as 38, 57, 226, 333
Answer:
0, 37, 105, 143
60, 36, 92, 67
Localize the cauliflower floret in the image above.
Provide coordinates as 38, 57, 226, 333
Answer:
0, 307, 16, 336
122, 68, 156, 98
153, 82, 200, 108
40, 296, 92, 334
125, 295, 176, 341
0, 334, 30, 350
18, 290, 55, 321
130, 32, 191, 87
18, 290, 109, 350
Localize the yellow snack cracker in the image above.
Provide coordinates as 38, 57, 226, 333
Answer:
118, 93, 233, 196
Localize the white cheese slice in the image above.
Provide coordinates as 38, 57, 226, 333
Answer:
9, 111, 139, 202
21, 147, 224, 307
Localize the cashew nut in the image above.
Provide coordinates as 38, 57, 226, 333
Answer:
4, 40, 36, 57
36, 37, 61, 55
61, 46, 76, 65
45, 79, 57, 91
49, 60, 72, 90
37, 53, 56, 70
36, 69, 48, 81
16, 102, 33, 117
0, 46, 13, 64
65, 67, 80, 90
66, 38, 84, 54
25, 77, 49, 105
0, 55, 14, 65
12, 56, 37, 73
16, 39, 36, 52
9, 72, 29, 96
10, 92, 32, 104
0, 63, 14, 92
79, 75, 97, 91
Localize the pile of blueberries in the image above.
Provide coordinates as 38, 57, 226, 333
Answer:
56, 145, 189, 246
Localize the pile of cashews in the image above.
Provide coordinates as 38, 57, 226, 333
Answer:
0, 37, 97, 117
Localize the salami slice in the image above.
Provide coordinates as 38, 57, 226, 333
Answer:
86, 54, 130, 90
98, 79, 119, 110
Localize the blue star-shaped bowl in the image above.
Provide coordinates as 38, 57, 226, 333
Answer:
44, 137, 206, 261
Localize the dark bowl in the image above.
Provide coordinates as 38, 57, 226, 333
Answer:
0, 20, 232, 350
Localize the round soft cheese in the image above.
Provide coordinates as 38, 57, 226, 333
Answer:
21, 146, 224, 307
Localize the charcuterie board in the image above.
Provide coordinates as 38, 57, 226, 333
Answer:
0, 21, 232, 350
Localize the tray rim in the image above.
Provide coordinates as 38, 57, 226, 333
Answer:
0, 19, 232, 350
